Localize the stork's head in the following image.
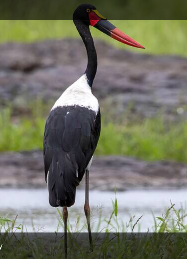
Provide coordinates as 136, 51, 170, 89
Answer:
73, 4, 145, 49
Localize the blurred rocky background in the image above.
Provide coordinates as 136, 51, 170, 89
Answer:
1, 21, 187, 190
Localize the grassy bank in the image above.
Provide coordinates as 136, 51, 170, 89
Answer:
0, 203, 187, 258
0, 21, 187, 57
1, 108, 187, 163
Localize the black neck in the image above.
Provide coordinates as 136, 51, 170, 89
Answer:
74, 20, 97, 87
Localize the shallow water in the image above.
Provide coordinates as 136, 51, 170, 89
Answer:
0, 188, 187, 232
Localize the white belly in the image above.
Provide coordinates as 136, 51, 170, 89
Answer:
86, 156, 93, 171
51, 74, 99, 113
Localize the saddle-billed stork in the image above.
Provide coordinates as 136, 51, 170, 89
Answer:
43, 3, 144, 256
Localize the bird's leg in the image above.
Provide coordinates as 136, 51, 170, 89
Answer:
84, 169, 93, 251
63, 206, 68, 259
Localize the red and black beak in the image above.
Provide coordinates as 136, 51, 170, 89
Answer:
89, 10, 145, 49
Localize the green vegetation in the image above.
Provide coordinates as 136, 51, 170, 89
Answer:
1, 108, 187, 163
1, 203, 187, 258
0, 20, 187, 56
0, 108, 44, 152
97, 118, 187, 162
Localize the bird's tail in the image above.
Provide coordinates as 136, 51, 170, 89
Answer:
47, 152, 79, 207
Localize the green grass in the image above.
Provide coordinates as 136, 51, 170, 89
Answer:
96, 118, 187, 162
1, 203, 187, 258
0, 20, 187, 56
0, 108, 44, 152
1, 108, 187, 163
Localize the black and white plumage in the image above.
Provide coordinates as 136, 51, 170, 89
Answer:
44, 74, 101, 207
43, 3, 144, 210
43, 4, 144, 255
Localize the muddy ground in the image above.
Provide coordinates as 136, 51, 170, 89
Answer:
0, 39, 187, 120
1, 151, 187, 190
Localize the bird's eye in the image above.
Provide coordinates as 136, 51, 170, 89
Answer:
86, 8, 91, 13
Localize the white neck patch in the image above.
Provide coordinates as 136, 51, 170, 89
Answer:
51, 74, 99, 113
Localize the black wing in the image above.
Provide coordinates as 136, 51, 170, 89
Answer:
43, 105, 101, 207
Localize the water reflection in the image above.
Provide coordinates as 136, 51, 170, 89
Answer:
0, 189, 186, 232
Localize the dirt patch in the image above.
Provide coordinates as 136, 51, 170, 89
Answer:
0, 39, 187, 120
1, 151, 187, 190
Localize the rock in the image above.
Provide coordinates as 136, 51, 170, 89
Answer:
0, 39, 187, 120
0, 151, 187, 190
